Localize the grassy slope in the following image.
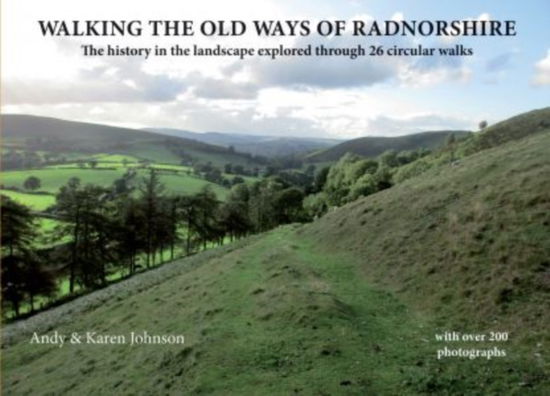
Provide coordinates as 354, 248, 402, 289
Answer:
2, 114, 263, 168
300, 131, 550, 386
1, 228, 437, 395
117, 142, 185, 165
463, 107, 550, 153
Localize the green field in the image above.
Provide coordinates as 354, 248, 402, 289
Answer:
0, 190, 56, 211
118, 141, 186, 164
2, 168, 126, 193
91, 154, 139, 163
150, 163, 192, 172
118, 142, 258, 168
157, 173, 228, 198
2, 167, 228, 199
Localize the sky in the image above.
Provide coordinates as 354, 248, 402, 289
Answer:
2, 0, 549, 138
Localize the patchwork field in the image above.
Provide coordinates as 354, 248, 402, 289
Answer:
2, 166, 229, 200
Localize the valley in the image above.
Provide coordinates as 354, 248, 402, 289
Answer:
2, 107, 549, 394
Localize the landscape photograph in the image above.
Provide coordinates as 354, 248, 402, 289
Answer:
2, 0, 549, 395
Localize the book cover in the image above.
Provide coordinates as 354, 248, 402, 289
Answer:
1, 1, 549, 394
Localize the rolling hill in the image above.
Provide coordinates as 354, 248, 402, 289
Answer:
1, 115, 263, 168
461, 106, 550, 154
146, 128, 341, 158
3, 111, 549, 394
307, 130, 471, 163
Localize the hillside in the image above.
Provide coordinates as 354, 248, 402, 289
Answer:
307, 130, 471, 162
146, 127, 341, 157
1, 115, 262, 167
461, 106, 550, 154
3, 125, 549, 393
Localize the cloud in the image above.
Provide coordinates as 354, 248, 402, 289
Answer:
4, 92, 478, 139
229, 26, 471, 91
439, 13, 491, 44
3, 58, 186, 105
532, 50, 550, 86
186, 72, 259, 99
246, 34, 398, 89
3, 9, 482, 108
365, 113, 473, 136
399, 64, 472, 87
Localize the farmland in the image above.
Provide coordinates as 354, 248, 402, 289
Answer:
0, 189, 55, 211
2, 162, 231, 200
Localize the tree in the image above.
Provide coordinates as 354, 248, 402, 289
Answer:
373, 165, 393, 191
1, 196, 35, 258
204, 167, 223, 184
479, 120, 488, 130
305, 164, 316, 177
114, 197, 145, 275
56, 178, 114, 291
23, 176, 41, 191
218, 200, 251, 241
303, 192, 328, 219
55, 178, 82, 293
232, 176, 245, 186
313, 166, 330, 193
23, 253, 56, 312
178, 195, 201, 255
1, 196, 54, 316
221, 184, 253, 240
379, 150, 399, 168
194, 187, 220, 249
323, 153, 359, 206
153, 196, 179, 263
166, 197, 180, 261
139, 169, 165, 267
446, 133, 457, 162
272, 187, 306, 224
396, 150, 418, 166
349, 173, 377, 200
1, 196, 35, 315
88, 160, 98, 169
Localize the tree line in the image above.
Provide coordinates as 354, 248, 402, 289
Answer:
1, 169, 308, 319
304, 148, 431, 217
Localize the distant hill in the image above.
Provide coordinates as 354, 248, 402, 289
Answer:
1, 115, 263, 167
307, 130, 471, 162
2, 114, 163, 144
146, 128, 341, 157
